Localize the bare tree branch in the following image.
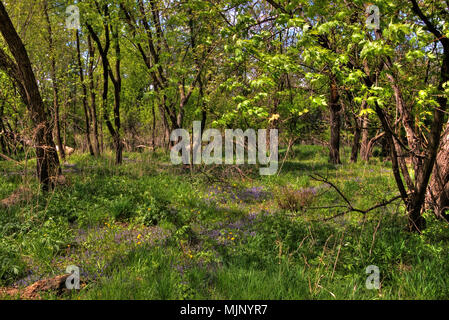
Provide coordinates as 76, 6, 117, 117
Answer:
309, 174, 402, 220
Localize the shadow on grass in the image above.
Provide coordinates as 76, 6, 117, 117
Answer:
279, 160, 337, 175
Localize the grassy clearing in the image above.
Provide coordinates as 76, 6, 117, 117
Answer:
1, 145, 449, 300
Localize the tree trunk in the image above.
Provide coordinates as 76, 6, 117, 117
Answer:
329, 74, 341, 164
359, 101, 370, 161
87, 9, 122, 165
0, 1, 60, 191
43, 1, 64, 160
76, 30, 94, 156
151, 102, 156, 150
426, 125, 449, 221
87, 35, 100, 156
0, 101, 10, 156
111, 28, 122, 165
350, 114, 361, 162
199, 77, 207, 133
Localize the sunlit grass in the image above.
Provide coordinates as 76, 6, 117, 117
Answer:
1, 145, 449, 300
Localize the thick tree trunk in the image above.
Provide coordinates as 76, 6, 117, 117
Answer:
426, 125, 449, 221
360, 122, 370, 160
407, 200, 427, 231
0, 1, 60, 191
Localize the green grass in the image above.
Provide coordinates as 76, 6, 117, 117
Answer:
1, 146, 449, 300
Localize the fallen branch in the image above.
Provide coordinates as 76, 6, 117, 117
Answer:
198, 165, 228, 184
309, 173, 402, 221
0, 152, 19, 164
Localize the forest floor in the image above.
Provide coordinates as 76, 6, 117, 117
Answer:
1, 145, 449, 299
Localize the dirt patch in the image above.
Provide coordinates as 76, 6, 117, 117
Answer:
0, 187, 33, 208
0, 274, 70, 300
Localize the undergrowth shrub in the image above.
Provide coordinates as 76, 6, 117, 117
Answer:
0, 238, 26, 285
135, 196, 170, 226
276, 186, 316, 212
109, 196, 134, 220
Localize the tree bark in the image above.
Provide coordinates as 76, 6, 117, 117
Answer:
329, 74, 341, 164
87, 6, 122, 164
87, 35, 100, 156
408, 0, 449, 231
0, 1, 60, 191
350, 114, 361, 163
76, 30, 94, 156
43, 1, 64, 160
426, 125, 449, 221
359, 101, 370, 161
110, 27, 122, 165
0, 101, 9, 155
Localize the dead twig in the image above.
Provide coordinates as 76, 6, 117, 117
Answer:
309, 173, 402, 221
0, 152, 19, 164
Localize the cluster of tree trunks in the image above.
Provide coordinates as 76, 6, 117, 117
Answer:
43, 0, 64, 161
1, 0, 449, 230
120, 0, 212, 150
86, 3, 122, 164
307, 0, 449, 231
